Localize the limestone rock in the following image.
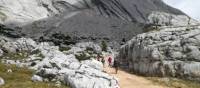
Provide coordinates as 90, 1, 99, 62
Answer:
32, 75, 43, 82
0, 49, 3, 57
118, 25, 200, 80
0, 37, 119, 88
0, 77, 5, 86
81, 59, 103, 71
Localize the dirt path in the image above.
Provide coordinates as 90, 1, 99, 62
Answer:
104, 67, 166, 88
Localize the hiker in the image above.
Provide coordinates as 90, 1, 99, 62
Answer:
101, 58, 105, 67
97, 54, 101, 61
108, 57, 112, 67
113, 60, 119, 74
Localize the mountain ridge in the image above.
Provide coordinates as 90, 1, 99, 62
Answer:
0, 0, 191, 48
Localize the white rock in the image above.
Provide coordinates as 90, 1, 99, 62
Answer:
148, 11, 199, 26
118, 26, 200, 80
0, 77, 5, 86
0, 37, 119, 88
0, 0, 84, 26
0, 49, 3, 56
32, 75, 43, 82
7, 69, 12, 73
81, 59, 103, 71
68, 62, 81, 70
64, 64, 118, 88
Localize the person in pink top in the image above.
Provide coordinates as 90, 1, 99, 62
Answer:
108, 57, 112, 67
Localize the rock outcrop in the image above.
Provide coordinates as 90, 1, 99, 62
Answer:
118, 25, 200, 81
0, 37, 119, 88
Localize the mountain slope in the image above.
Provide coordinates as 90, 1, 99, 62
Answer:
0, 0, 190, 47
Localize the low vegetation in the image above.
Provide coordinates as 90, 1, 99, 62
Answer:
75, 52, 91, 61
0, 51, 29, 60
0, 63, 69, 88
147, 77, 200, 88
101, 40, 107, 52
59, 46, 71, 52
143, 24, 160, 32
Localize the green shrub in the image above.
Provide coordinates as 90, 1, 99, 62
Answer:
59, 46, 71, 52
101, 41, 107, 52
30, 49, 41, 55
0, 51, 29, 60
75, 53, 91, 61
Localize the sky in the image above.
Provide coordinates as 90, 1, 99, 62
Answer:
163, 0, 200, 21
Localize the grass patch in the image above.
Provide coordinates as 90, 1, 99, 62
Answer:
75, 52, 91, 61
0, 51, 29, 60
147, 77, 200, 88
59, 46, 71, 52
101, 41, 107, 52
0, 63, 69, 88
30, 49, 45, 58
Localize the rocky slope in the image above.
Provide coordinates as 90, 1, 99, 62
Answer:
0, 37, 119, 88
118, 25, 200, 81
0, 0, 191, 48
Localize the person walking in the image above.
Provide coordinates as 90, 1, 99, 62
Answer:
108, 57, 112, 67
97, 54, 101, 61
101, 58, 105, 67
113, 60, 119, 74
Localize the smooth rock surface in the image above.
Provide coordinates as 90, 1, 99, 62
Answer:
81, 59, 103, 71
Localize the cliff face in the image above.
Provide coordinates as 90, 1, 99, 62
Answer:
0, 0, 188, 47
118, 24, 200, 80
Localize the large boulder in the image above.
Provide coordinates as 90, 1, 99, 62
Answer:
30, 42, 119, 88
1, 38, 37, 53
64, 64, 118, 88
31, 75, 43, 82
118, 25, 200, 80
81, 59, 103, 71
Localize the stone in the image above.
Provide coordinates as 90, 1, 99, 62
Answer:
0, 49, 3, 57
0, 77, 5, 86
7, 69, 12, 73
64, 64, 119, 88
68, 62, 81, 70
81, 59, 103, 71
32, 75, 43, 82
170, 51, 183, 59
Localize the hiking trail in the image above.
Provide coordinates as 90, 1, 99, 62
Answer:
104, 67, 166, 88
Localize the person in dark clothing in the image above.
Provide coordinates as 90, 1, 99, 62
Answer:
113, 60, 119, 74
97, 54, 101, 61
101, 58, 105, 67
